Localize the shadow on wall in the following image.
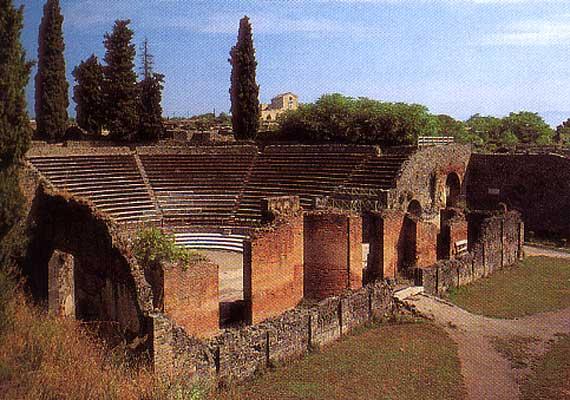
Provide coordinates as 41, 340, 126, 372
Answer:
23, 185, 154, 353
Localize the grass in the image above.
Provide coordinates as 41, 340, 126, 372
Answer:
218, 320, 466, 400
521, 334, 570, 400
0, 271, 207, 400
493, 336, 540, 369
447, 256, 570, 318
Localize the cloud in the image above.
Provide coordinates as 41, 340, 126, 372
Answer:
483, 14, 570, 45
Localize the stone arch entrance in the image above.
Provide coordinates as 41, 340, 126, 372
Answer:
445, 172, 461, 207
24, 188, 154, 351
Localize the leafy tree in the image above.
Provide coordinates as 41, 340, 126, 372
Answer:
229, 16, 260, 140
501, 111, 553, 144
465, 114, 504, 144
103, 20, 139, 141
138, 72, 165, 141
0, 0, 33, 239
279, 94, 438, 145
555, 118, 570, 144
72, 54, 104, 135
34, 0, 68, 141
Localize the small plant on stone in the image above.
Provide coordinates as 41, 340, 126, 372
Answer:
132, 227, 203, 270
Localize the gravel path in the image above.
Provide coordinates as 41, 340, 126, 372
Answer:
524, 244, 570, 259
405, 247, 570, 400
405, 294, 570, 400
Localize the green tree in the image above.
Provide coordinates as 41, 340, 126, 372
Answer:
103, 20, 139, 141
555, 118, 570, 144
0, 0, 33, 239
72, 54, 104, 135
279, 94, 438, 145
501, 111, 553, 144
136, 39, 164, 141
229, 16, 260, 140
465, 114, 503, 144
34, 0, 68, 141
138, 73, 165, 141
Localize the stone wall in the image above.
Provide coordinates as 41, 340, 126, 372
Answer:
303, 213, 363, 300
163, 261, 219, 338
389, 144, 472, 215
151, 280, 394, 384
23, 183, 154, 350
244, 215, 304, 324
415, 210, 524, 295
466, 153, 570, 237
48, 250, 75, 318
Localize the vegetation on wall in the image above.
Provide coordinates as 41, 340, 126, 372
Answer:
34, 0, 69, 141
132, 227, 203, 269
229, 16, 260, 140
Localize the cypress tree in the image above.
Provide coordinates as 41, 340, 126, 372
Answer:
0, 0, 33, 239
72, 54, 105, 135
137, 39, 164, 141
229, 16, 260, 140
138, 73, 165, 141
103, 20, 139, 141
34, 0, 69, 141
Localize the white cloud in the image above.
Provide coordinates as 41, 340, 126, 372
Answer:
483, 14, 570, 45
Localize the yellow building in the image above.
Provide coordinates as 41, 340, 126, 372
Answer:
260, 92, 299, 122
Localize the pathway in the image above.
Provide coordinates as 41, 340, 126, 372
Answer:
404, 294, 570, 400
403, 246, 570, 400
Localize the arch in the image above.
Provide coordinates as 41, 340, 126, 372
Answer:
407, 199, 422, 218
445, 172, 461, 207
24, 187, 154, 352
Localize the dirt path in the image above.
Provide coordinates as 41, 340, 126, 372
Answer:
405, 294, 570, 400
524, 244, 570, 259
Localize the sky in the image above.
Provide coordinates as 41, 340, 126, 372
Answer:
16, 0, 570, 126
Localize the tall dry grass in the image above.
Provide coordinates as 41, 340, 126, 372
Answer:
0, 271, 209, 400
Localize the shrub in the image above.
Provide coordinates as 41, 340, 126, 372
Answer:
132, 227, 203, 269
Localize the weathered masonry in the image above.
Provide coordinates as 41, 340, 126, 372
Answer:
20, 141, 527, 381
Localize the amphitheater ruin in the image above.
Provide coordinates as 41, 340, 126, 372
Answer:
20, 141, 552, 383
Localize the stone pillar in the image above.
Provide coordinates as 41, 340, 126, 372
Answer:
48, 250, 75, 318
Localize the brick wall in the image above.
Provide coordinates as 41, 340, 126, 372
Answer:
244, 215, 304, 324
416, 220, 438, 268
376, 210, 406, 279
304, 213, 363, 300
163, 261, 219, 338
449, 218, 468, 258
151, 280, 394, 384
416, 210, 524, 295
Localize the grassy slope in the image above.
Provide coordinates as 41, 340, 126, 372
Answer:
447, 256, 570, 318
521, 334, 570, 400
220, 321, 466, 400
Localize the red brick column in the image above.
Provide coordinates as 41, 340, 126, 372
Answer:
304, 213, 363, 300
246, 215, 304, 324
163, 261, 219, 338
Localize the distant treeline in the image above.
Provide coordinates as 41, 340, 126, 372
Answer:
276, 93, 567, 148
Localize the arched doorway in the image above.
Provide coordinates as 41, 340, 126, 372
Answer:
445, 173, 461, 207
